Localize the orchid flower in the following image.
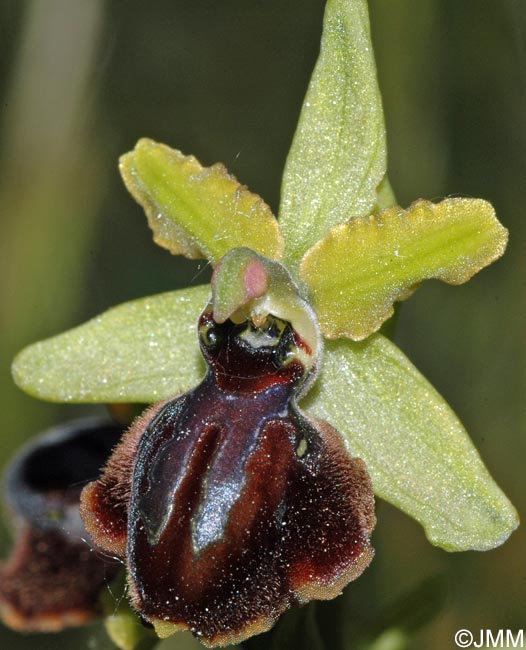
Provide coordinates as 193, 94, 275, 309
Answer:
8, 0, 518, 647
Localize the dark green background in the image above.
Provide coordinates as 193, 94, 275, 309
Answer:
0, 1, 524, 648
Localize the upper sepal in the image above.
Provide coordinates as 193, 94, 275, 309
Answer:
279, 0, 387, 272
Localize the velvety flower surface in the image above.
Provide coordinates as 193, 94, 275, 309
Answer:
0, 419, 122, 632
81, 306, 376, 647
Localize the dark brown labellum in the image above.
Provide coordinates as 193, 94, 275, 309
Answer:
81, 310, 376, 647
0, 418, 122, 632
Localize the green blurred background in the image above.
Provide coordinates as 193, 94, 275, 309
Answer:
0, 1, 524, 648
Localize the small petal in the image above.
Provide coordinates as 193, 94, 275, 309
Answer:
301, 198, 508, 340
0, 419, 122, 632
120, 139, 284, 264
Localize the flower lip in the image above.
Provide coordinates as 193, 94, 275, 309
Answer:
4, 417, 123, 539
0, 418, 123, 633
81, 307, 376, 646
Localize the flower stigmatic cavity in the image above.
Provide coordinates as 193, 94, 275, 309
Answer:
210, 247, 323, 376
81, 296, 375, 647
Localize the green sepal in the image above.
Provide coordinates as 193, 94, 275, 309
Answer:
12, 285, 209, 403
301, 198, 508, 340
279, 0, 387, 272
303, 336, 519, 551
120, 138, 284, 265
